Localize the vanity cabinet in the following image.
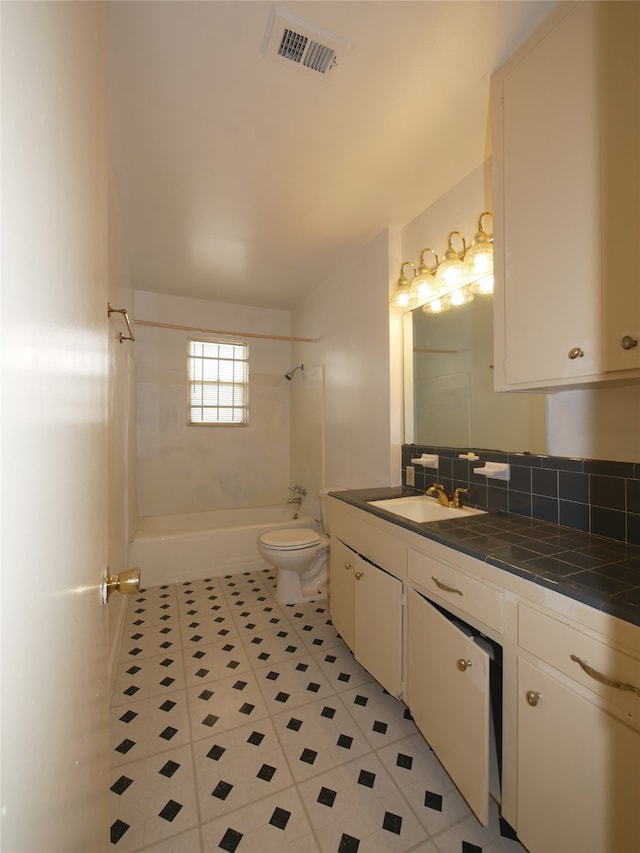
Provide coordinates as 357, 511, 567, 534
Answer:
407, 588, 492, 825
516, 602, 640, 853
491, 1, 640, 391
328, 495, 640, 852
329, 536, 403, 698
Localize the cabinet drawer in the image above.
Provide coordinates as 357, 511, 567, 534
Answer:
407, 548, 504, 634
333, 512, 405, 580
519, 603, 640, 728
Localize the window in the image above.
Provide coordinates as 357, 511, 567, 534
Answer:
188, 339, 249, 425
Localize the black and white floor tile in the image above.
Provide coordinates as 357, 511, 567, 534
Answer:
110, 569, 527, 852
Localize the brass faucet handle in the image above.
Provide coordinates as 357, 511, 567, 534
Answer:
452, 487, 469, 508
427, 482, 445, 491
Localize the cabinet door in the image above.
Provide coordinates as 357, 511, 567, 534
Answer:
517, 656, 640, 853
329, 538, 355, 651
354, 556, 402, 698
501, 4, 601, 385
494, 2, 640, 389
407, 588, 491, 825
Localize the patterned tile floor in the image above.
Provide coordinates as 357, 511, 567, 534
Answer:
110, 569, 528, 852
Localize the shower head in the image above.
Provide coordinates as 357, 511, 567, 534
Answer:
285, 364, 304, 380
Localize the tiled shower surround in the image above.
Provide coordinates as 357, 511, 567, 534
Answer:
402, 445, 640, 546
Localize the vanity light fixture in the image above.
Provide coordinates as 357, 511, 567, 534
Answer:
465, 211, 494, 295
389, 261, 415, 309
389, 211, 494, 311
409, 248, 438, 307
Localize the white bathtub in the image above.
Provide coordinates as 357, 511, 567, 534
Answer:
129, 504, 317, 586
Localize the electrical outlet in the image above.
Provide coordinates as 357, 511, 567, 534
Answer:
406, 465, 415, 486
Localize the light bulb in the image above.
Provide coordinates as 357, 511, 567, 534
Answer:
422, 294, 451, 314
409, 248, 438, 307
465, 212, 494, 294
389, 261, 414, 309
450, 285, 474, 306
434, 231, 467, 294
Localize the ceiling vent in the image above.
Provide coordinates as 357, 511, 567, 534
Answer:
264, 9, 348, 78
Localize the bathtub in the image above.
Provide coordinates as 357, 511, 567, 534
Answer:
129, 504, 317, 586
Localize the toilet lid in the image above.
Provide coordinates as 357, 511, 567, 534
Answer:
260, 528, 321, 550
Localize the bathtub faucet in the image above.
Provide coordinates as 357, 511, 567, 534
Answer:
287, 485, 307, 506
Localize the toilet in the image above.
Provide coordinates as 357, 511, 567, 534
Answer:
257, 488, 340, 604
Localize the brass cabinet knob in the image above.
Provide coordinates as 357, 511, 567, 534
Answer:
355, 571, 364, 580
620, 335, 638, 350
344, 562, 354, 571
526, 690, 542, 707
102, 567, 141, 603
456, 658, 472, 672
567, 347, 584, 360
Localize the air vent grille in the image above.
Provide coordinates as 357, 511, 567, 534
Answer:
303, 42, 336, 74
278, 29, 308, 64
265, 9, 347, 79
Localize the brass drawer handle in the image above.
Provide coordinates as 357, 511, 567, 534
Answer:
570, 654, 640, 697
432, 576, 463, 596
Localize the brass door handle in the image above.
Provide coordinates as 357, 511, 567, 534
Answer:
102, 567, 140, 603
432, 576, 463, 596
570, 654, 640, 697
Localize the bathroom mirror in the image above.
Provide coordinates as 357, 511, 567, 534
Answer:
404, 295, 547, 453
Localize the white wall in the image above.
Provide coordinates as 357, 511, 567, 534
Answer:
291, 228, 399, 490
548, 385, 640, 462
134, 290, 293, 516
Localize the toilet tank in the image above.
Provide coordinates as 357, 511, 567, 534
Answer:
318, 487, 345, 535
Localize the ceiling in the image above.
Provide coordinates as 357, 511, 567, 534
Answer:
109, 1, 556, 310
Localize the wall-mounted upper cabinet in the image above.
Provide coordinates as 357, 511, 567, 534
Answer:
491, 1, 640, 392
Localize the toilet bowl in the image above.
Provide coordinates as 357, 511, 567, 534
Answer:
258, 528, 329, 604
257, 488, 342, 604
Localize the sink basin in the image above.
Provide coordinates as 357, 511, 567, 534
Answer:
368, 496, 487, 524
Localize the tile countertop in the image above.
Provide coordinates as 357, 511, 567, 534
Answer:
331, 487, 640, 629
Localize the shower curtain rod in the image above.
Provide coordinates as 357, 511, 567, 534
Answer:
133, 318, 318, 344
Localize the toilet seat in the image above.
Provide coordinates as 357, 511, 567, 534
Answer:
259, 528, 322, 550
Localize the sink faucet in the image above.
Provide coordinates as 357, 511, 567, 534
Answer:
452, 487, 469, 508
425, 483, 469, 508
425, 483, 451, 506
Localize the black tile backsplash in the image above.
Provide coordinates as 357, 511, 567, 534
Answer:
590, 475, 625, 510
532, 467, 558, 498
403, 444, 640, 546
558, 471, 589, 503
